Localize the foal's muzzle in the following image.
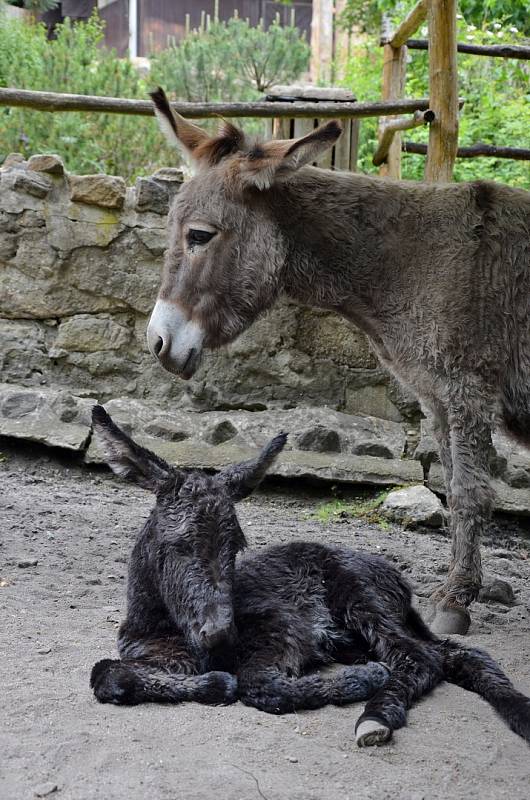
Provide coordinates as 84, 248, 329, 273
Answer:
197, 605, 237, 671
147, 299, 204, 379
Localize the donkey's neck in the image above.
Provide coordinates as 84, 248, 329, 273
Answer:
271, 167, 420, 337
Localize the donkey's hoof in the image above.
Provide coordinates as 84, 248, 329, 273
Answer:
355, 719, 392, 748
430, 603, 471, 635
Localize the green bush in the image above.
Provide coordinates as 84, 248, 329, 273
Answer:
150, 17, 309, 100
0, 13, 175, 179
0, 11, 309, 178
340, 17, 530, 187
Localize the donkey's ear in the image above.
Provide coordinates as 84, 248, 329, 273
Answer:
150, 87, 209, 167
92, 405, 178, 493
217, 432, 288, 501
240, 121, 342, 190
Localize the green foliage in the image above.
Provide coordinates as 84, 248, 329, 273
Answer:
313, 490, 392, 528
0, 13, 176, 179
150, 17, 309, 101
0, 12, 309, 178
340, 0, 530, 36
340, 17, 530, 187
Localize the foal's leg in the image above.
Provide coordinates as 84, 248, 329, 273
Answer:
237, 625, 389, 715
90, 634, 237, 706
430, 387, 495, 635
354, 629, 444, 747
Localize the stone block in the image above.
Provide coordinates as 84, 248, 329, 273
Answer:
27, 154, 65, 176
135, 177, 169, 215
53, 314, 131, 353
0, 383, 94, 450
13, 170, 52, 198
69, 175, 126, 209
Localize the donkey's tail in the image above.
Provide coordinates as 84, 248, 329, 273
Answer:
439, 640, 530, 743
238, 661, 389, 715
501, 357, 530, 450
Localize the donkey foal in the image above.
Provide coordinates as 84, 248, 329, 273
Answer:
90, 407, 530, 748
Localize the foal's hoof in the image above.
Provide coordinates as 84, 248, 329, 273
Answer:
90, 659, 140, 705
355, 718, 392, 748
429, 603, 471, 635
196, 671, 238, 705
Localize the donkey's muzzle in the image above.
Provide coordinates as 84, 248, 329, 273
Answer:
147, 299, 204, 379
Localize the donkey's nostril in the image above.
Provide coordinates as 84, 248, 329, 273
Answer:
153, 336, 164, 357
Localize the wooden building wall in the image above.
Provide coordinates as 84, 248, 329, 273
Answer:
99, 0, 312, 57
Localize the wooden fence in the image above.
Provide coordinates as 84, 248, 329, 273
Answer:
1, 0, 529, 182
376, 0, 530, 181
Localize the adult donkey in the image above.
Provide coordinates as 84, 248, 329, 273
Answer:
146, 88, 530, 636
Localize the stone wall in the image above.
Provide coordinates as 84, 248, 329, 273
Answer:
0, 153, 416, 421
1, 155, 529, 515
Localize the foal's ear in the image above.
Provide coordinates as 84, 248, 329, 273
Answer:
218, 432, 288, 501
91, 405, 178, 493
239, 121, 342, 190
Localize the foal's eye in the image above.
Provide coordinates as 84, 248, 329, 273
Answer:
187, 229, 215, 247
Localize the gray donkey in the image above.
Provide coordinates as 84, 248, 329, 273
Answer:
90, 406, 530, 748
145, 88, 530, 635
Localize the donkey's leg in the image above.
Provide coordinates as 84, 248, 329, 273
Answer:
430, 388, 495, 635
90, 635, 237, 706
428, 401, 453, 509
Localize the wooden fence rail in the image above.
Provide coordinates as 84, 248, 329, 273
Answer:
404, 39, 530, 60
0, 87, 434, 120
403, 142, 530, 160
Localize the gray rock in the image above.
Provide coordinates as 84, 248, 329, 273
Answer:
206, 419, 239, 445
381, 485, 447, 528
87, 430, 424, 487
144, 420, 190, 441
135, 177, 169, 215
0, 383, 94, 451
18, 559, 39, 568
295, 425, 341, 453
2, 391, 40, 418
34, 783, 58, 797
479, 579, 515, 606
428, 464, 530, 517
13, 170, 53, 198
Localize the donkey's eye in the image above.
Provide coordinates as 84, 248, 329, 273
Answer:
187, 229, 215, 247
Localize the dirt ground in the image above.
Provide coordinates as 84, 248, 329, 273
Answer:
1, 441, 529, 800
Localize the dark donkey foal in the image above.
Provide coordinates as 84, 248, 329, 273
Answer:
90, 407, 530, 747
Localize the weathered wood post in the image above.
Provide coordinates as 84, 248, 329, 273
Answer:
379, 41, 407, 178
378, 2, 428, 178
310, 0, 334, 84
265, 85, 360, 172
425, 0, 459, 181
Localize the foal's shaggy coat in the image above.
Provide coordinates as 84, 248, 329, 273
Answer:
90, 407, 530, 747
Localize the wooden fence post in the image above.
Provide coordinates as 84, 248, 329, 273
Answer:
379, 43, 407, 178
310, 0, 334, 84
425, 0, 459, 181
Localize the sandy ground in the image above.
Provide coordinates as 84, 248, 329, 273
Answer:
1, 440, 529, 800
